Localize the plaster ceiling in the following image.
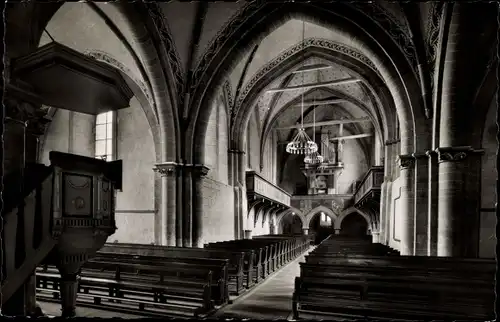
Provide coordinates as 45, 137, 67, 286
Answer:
39, 2, 144, 85
220, 18, 380, 147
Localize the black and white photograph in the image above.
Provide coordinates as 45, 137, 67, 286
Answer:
1, 1, 498, 320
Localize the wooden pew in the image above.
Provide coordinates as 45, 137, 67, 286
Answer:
252, 235, 309, 267
99, 244, 249, 296
206, 235, 309, 282
293, 255, 495, 320
91, 253, 229, 305
37, 262, 214, 318
205, 241, 270, 281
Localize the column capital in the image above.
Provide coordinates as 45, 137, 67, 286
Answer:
411, 152, 428, 159
425, 150, 438, 157
228, 149, 245, 154
396, 154, 415, 169
154, 162, 181, 176
435, 146, 484, 163
184, 164, 210, 177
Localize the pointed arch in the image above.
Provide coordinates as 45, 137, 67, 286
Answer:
335, 207, 372, 230
304, 205, 338, 228
276, 207, 306, 229
185, 2, 429, 169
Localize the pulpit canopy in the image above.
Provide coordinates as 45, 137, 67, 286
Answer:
11, 42, 133, 115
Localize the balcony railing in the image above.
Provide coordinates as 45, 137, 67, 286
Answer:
353, 166, 384, 205
291, 193, 353, 213
246, 171, 291, 207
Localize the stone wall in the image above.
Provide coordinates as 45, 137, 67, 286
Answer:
479, 99, 496, 258
41, 97, 156, 244
202, 95, 234, 243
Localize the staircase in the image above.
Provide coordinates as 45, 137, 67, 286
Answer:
1, 164, 57, 305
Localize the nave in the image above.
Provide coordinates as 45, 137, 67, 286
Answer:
2, 1, 498, 320
38, 243, 315, 320
34, 233, 495, 320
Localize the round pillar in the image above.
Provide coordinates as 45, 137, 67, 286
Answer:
244, 230, 253, 239
191, 165, 209, 248
371, 231, 380, 243
154, 163, 179, 246
397, 155, 415, 255
302, 228, 309, 235
436, 147, 483, 257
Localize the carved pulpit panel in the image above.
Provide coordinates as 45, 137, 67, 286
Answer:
62, 174, 93, 217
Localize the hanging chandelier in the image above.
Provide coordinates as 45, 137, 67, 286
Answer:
304, 151, 323, 164
286, 128, 318, 154
304, 92, 323, 164
285, 20, 318, 155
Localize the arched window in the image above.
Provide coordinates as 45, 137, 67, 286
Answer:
95, 111, 115, 161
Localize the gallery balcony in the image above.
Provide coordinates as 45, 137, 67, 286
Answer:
353, 166, 384, 207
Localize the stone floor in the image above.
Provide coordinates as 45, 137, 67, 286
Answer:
39, 301, 143, 319
39, 246, 315, 319
211, 246, 315, 320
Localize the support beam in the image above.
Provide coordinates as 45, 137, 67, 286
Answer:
266, 78, 361, 93
293, 98, 346, 107
275, 117, 370, 130
278, 132, 373, 145
330, 133, 373, 141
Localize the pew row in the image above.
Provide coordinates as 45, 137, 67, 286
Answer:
205, 235, 309, 285
293, 254, 495, 321
37, 261, 215, 318
98, 244, 247, 296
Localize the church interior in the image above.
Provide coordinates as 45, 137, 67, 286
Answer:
1, 1, 498, 320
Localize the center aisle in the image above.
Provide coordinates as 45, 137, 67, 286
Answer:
210, 246, 315, 320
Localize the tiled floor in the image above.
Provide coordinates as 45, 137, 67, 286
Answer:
38, 301, 143, 319
211, 246, 315, 320
39, 246, 314, 319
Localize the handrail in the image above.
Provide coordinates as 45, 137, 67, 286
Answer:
246, 171, 291, 197
246, 171, 291, 206
353, 166, 384, 196
353, 166, 384, 204
2, 166, 57, 304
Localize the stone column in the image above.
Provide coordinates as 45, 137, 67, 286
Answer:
371, 231, 380, 243
436, 147, 483, 257
334, 229, 340, 235
396, 154, 415, 255
244, 230, 253, 239
230, 149, 245, 240
176, 165, 184, 246
191, 164, 209, 248
302, 228, 309, 235
182, 167, 193, 247
426, 150, 439, 255
237, 151, 247, 239
412, 153, 429, 255
154, 163, 178, 246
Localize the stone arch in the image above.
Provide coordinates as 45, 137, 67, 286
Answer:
6, 2, 181, 163
304, 205, 339, 229
236, 45, 394, 161
335, 207, 372, 231
186, 2, 429, 169
276, 207, 306, 229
